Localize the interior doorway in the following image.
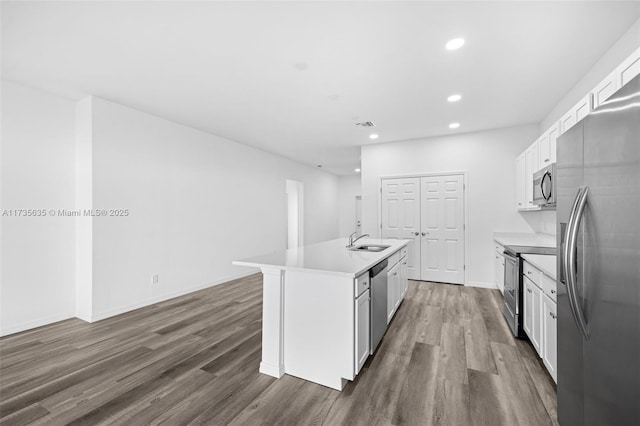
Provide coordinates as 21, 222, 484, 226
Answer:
355, 196, 362, 236
286, 180, 304, 249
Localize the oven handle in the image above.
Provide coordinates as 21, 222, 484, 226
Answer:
563, 186, 589, 339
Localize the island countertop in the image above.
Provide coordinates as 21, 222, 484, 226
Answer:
233, 237, 409, 278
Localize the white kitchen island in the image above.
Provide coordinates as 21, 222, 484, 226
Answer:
233, 238, 409, 390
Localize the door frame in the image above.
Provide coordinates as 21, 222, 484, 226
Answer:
378, 171, 468, 285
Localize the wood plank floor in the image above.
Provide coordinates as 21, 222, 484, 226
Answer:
0, 275, 558, 425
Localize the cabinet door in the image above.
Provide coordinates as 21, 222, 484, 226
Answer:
560, 94, 592, 135
387, 265, 398, 324
524, 277, 542, 354
516, 153, 526, 210
524, 143, 538, 209
495, 252, 505, 294
547, 124, 559, 164
592, 71, 618, 108
542, 294, 557, 383
616, 46, 640, 88
355, 289, 370, 374
500, 256, 505, 295
400, 258, 408, 299
538, 134, 551, 169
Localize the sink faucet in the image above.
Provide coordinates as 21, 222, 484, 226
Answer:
347, 232, 370, 248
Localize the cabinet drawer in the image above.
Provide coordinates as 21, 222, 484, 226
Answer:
400, 246, 408, 260
387, 250, 400, 269
523, 261, 542, 285
354, 272, 370, 297
541, 273, 557, 302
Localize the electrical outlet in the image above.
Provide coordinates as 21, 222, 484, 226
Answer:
152, 274, 159, 284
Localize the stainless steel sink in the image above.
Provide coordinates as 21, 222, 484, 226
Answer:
349, 244, 390, 252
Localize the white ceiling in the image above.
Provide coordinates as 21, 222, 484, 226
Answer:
2, 2, 639, 175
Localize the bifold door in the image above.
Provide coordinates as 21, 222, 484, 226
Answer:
381, 174, 465, 284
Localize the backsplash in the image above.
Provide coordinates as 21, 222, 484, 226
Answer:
520, 210, 557, 236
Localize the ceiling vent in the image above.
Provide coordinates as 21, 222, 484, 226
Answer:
355, 121, 375, 127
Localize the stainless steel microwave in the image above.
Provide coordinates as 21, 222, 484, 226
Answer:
533, 163, 556, 208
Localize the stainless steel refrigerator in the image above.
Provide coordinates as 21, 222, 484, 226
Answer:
557, 73, 639, 425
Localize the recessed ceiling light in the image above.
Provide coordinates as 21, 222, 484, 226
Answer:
355, 168, 361, 173
447, 94, 462, 102
369, 134, 379, 140
449, 122, 460, 129
445, 38, 465, 50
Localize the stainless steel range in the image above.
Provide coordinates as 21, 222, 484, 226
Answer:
502, 244, 556, 337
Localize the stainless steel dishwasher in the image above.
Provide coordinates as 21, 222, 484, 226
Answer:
370, 259, 388, 353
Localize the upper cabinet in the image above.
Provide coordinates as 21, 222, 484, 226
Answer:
592, 47, 640, 109
559, 93, 592, 134
515, 48, 639, 212
616, 46, 640, 88
516, 153, 526, 210
592, 71, 618, 109
537, 122, 559, 169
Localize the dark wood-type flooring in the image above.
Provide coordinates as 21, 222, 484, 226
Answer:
0, 274, 558, 425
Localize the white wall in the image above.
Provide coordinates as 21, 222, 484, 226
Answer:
540, 17, 640, 131
361, 124, 539, 287
81, 96, 339, 320
337, 175, 361, 237
1, 81, 77, 335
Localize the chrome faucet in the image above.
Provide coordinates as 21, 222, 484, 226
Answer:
347, 232, 370, 248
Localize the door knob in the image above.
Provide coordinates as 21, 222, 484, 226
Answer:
421, 232, 427, 236
414, 232, 419, 236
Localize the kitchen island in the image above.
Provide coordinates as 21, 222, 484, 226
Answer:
233, 238, 409, 390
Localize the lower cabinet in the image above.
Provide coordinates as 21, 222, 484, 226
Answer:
387, 251, 408, 325
387, 262, 399, 324
400, 258, 408, 298
541, 293, 557, 382
523, 277, 542, 353
354, 288, 370, 374
522, 260, 557, 383
494, 242, 505, 294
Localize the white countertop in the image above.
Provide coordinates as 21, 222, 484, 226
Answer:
233, 238, 409, 278
522, 254, 557, 279
493, 232, 556, 248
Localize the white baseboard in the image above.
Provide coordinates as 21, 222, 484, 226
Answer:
466, 280, 498, 290
0, 311, 75, 337
88, 271, 256, 322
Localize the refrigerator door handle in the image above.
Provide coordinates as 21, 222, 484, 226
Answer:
564, 186, 590, 339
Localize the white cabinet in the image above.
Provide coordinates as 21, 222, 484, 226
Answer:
560, 93, 592, 134
355, 288, 370, 374
592, 71, 618, 109
522, 260, 557, 383
516, 153, 526, 210
494, 245, 505, 294
542, 293, 557, 383
536, 123, 558, 171
386, 250, 408, 324
400, 257, 408, 299
537, 134, 550, 170
516, 141, 543, 211
387, 262, 399, 324
523, 276, 542, 353
616, 46, 640, 88
525, 142, 538, 205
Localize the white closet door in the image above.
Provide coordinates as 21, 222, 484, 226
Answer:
381, 178, 420, 279
420, 175, 465, 284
